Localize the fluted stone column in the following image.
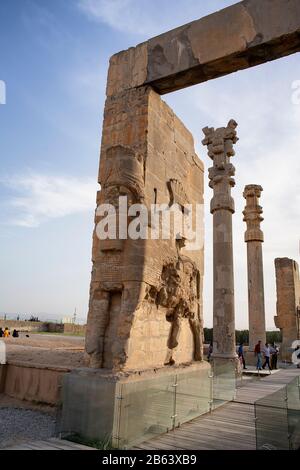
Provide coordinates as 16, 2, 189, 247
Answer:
243, 185, 266, 351
202, 120, 238, 362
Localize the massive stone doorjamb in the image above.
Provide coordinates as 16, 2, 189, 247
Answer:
85, 86, 204, 371
202, 120, 238, 361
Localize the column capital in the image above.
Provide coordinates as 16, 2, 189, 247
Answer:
202, 120, 238, 214
243, 184, 264, 242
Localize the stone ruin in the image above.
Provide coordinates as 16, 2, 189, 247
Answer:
61, 0, 300, 445
202, 120, 238, 364
243, 185, 266, 353
84, 0, 300, 373
85, 88, 204, 371
274, 258, 300, 360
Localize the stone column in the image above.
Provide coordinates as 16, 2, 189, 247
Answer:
274, 258, 300, 361
202, 120, 238, 362
243, 185, 266, 352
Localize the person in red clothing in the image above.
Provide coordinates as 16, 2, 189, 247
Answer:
254, 340, 262, 370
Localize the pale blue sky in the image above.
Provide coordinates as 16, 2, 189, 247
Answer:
0, 0, 299, 327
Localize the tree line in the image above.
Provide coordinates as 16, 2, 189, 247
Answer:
203, 328, 282, 345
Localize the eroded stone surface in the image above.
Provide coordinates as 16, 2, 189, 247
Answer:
274, 258, 300, 361
85, 86, 204, 371
106, 0, 300, 95
202, 120, 238, 359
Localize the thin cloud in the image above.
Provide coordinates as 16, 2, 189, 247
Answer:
77, 0, 236, 37
78, 0, 151, 35
1, 173, 97, 227
21, 1, 73, 52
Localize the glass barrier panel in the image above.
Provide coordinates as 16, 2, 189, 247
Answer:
255, 386, 289, 450
175, 369, 211, 427
60, 372, 117, 444
287, 376, 300, 450
115, 374, 175, 449
212, 360, 236, 408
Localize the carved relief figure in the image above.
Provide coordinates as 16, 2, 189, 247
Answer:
85, 145, 146, 368
145, 257, 202, 365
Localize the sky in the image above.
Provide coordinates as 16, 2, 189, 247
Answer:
0, 0, 299, 328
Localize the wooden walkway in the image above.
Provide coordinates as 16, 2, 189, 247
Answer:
4, 438, 95, 451
134, 367, 300, 450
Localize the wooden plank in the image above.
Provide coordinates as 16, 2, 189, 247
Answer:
3, 438, 96, 451
43, 439, 95, 450
5, 443, 38, 450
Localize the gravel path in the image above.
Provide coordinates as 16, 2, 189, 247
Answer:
0, 408, 56, 448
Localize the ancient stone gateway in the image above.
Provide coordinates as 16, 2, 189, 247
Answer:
61, 0, 300, 447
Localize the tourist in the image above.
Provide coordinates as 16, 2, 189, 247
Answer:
254, 340, 262, 370
270, 343, 279, 370
207, 342, 213, 362
238, 342, 247, 369
262, 343, 272, 371
12, 329, 19, 338
0, 328, 3, 338
3, 327, 10, 338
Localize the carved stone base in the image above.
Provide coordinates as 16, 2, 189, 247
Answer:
60, 362, 211, 449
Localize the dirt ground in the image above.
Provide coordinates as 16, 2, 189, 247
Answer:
2, 332, 85, 367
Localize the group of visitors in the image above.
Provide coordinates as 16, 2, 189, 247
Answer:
0, 327, 19, 338
207, 340, 279, 372
238, 340, 279, 371
254, 340, 279, 371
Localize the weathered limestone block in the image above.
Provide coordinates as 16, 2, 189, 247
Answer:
274, 258, 300, 361
202, 120, 238, 361
243, 185, 266, 351
106, 0, 300, 96
85, 86, 204, 371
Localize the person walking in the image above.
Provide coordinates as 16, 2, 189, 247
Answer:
207, 342, 213, 362
262, 343, 272, 372
238, 342, 247, 369
270, 343, 279, 370
255, 340, 263, 370
0, 328, 3, 338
